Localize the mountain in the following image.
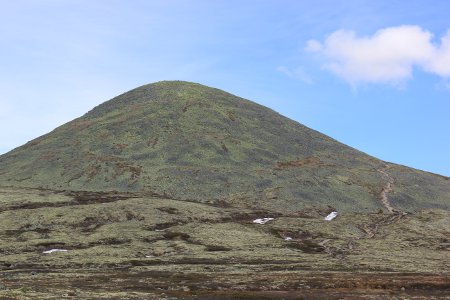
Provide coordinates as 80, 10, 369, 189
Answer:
1, 81, 449, 298
0, 81, 448, 212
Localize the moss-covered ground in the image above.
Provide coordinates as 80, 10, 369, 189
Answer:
0, 188, 448, 299
1, 81, 449, 213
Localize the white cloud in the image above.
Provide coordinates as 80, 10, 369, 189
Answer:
307, 25, 450, 85
305, 40, 322, 52
425, 30, 450, 77
277, 65, 313, 84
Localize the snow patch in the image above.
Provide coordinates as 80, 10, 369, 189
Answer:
42, 249, 68, 254
324, 211, 338, 221
284, 237, 293, 241
253, 217, 274, 224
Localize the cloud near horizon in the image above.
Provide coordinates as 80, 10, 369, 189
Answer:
306, 25, 450, 85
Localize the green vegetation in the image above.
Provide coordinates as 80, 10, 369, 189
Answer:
0, 81, 448, 212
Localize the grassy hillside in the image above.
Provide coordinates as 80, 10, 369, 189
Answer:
0, 81, 448, 212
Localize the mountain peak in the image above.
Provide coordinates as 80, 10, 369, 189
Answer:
0, 81, 448, 212
84, 80, 211, 118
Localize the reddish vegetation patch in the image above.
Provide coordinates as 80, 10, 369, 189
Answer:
275, 157, 322, 169
81, 153, 143, 180
39, 151, 59, 162
114, 143, 128, 151
86, 164, 102, 181
226, 110, 236, 121
147, 137, 159, 147
69, 120, 92, 131
113, 163, 142, 179
182, 100, 210, 113
22, 137, 44, 149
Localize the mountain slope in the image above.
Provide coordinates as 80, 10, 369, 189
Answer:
0, 81, 448, 212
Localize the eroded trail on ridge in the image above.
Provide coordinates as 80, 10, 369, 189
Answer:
377, 164, 395, 213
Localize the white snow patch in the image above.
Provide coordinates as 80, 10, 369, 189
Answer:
284, 237, 293, 241
324, 211, 338, 221
42, 249, 68, 254
252, 217, 274, 224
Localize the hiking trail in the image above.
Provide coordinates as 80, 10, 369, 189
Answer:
377, 164, 395, 213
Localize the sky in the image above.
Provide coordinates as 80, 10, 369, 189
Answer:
1, 0, 449, 176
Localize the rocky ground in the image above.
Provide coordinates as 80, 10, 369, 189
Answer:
0, 187, 449, 299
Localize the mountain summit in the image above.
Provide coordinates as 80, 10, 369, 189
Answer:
0, 81, 448, 212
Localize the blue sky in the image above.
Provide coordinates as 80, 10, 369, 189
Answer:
1, 0, 449, 176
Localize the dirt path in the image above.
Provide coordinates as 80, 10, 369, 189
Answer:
360, 213, 406, 238
349, 165, 405, 241
377, 164, 395, 213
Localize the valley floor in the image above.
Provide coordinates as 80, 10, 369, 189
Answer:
0, 187, 449, 299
